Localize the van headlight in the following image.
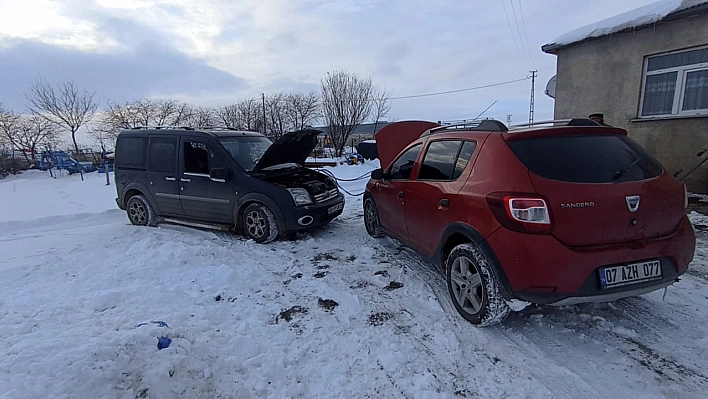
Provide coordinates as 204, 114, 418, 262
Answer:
287, 188, 313, 206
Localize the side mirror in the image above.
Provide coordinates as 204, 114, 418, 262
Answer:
210, 167, 231, 181
371, 168, 383, 180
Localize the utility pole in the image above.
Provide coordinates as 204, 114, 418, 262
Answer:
506, 114, 512, 126
529, 70, 537, 124
261, 93, 267, 136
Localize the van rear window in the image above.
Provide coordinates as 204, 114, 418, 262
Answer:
507, 135, 663, 183
116, 137, 146, 169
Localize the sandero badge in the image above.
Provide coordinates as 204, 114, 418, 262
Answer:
626, 195, 640, 213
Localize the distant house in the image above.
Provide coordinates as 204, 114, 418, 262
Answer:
542, 0, 708, 192
314, 121, 391, 149
314, 121, 391, 137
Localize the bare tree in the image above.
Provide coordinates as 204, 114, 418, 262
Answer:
186, 106, 217, 127
216, 104, 240, 129
87, 100, 139, 149
170, 102, 194, 126
320, 70, 374, 156
236, 98, 262, 131
132, 99, 156, 127
370, 88, 392, 136
153, 99, 181, 126
18, 116, 60, 164
104, 101, 142, 129
0, 110, 60, 166
26, 80, 98, 155
286, 91, 320, 130
0, 106, 20, 143
265, 93, 289, 140
0, 107, 20, 172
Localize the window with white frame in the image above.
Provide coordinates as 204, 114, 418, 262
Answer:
639, 46, 708, 117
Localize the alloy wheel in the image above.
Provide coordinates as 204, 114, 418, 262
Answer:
450, 255, 485, 314
245, 210, 266, 239
129, 201, 147, 225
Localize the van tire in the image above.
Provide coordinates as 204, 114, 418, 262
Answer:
243, 203, 279, 243
126, 195, 157, 227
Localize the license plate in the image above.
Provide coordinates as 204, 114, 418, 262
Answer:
327, 202, 344, 215
599, 260, 662, 289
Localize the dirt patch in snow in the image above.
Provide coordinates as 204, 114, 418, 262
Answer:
384, 281, 403, 291
367, 312, 394, 326
318, 298, 339, 312
279, 306, 308, 322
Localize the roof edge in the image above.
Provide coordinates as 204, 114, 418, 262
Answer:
542, 3, 708, 54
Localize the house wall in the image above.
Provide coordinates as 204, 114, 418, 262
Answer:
552, 13, 708, 193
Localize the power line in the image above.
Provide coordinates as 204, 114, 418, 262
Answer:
510, 0, 533, 69
389, 77, 530, 100
500, 0, 527, 68
517, 0, 536, 68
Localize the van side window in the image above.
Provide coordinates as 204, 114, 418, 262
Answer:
116, 137, 146, 169
148, 137, 177, 174
390, 144, 422, 180
184, 141, 211, 174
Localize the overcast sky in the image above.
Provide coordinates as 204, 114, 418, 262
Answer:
0, 0, 661, 125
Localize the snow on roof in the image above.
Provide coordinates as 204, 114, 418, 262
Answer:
542, 0, 708, 53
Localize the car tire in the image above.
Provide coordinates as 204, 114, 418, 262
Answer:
446, 243, 510, 326
126, 195, 157, 227
363, 197, 385, 237
243, 203, 279, 243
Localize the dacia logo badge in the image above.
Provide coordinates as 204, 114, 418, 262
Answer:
626, 195, 640, 213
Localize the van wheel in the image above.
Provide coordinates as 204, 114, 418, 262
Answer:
363, 198, 385, 237
446, 244, 510, 326
127, 195, 157, 227
243, 203, 279, 243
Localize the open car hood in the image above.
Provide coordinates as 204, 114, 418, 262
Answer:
252, 129, 321, 171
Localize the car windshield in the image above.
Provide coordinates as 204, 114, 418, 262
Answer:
218, 136, 272, 172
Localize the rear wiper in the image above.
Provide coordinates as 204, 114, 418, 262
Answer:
612, 157, 642, 181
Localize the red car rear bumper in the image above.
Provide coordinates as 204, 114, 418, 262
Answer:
485, 215, 696, 304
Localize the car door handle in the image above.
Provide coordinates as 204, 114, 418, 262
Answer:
439, 199, 450, 207
181, 178, 191, 182
165, 177, 176, 181
397, 191, 404, 198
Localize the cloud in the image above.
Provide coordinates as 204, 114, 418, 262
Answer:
0, 0, 663, 122
0, 38, 248, 111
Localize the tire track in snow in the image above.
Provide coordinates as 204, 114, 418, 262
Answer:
373, 236, 558, 398
375, 233, 708, 399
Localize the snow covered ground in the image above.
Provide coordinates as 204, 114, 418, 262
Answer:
1, 166, 708, 399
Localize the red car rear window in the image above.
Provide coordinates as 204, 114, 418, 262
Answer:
507, 135, 663, 183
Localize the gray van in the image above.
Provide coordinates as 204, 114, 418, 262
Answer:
114, 127, 344, 243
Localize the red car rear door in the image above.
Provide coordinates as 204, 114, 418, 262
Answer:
404, 140, 479, 257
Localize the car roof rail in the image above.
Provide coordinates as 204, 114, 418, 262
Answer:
131, 126, 196, 130
423, 118, 508, 136
509, 118, 601, 130
192, 126, 242, 131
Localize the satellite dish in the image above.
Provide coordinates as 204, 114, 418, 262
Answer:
545, 75, 557, 99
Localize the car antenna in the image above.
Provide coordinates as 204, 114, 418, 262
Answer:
472, 100, 497, 121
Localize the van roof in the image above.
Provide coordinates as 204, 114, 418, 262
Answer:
117, 128, 265, 139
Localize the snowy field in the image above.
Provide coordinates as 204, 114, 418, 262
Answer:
1, 165, 708, 399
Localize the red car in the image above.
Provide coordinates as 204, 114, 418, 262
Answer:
363, 119, 695, 326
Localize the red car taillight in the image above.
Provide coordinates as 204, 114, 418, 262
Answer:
486, 193, 553, 234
